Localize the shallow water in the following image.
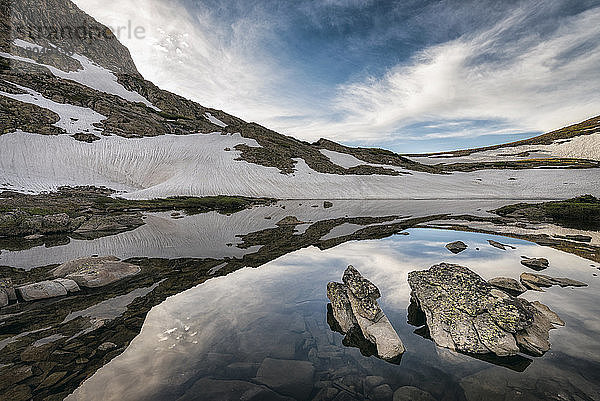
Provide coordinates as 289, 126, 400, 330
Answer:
65, 228, 600, 401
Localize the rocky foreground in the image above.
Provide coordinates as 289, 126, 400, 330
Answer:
327, 266, 405, 362
408, 263, 565, 357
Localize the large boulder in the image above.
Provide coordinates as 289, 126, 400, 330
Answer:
52, 256, 140, 288
408, 263, 563, 357
327, 266, 405, 362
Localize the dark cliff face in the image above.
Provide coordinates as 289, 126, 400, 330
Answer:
1, 0, 140, 76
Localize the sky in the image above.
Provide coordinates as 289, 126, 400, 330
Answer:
73, 0, 600, 153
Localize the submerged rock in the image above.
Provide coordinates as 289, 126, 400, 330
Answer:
446, 241, 468, 254
327, 266, 405, 362
408, 263, 563, 357
520, 272, 587, 291
254, 358, 314, 400
520, 257, 549, 271
17, 280, 67, 301
52, 256, 141, 288
488, 277, 527, 296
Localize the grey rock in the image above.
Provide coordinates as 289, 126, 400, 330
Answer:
520, 272, 587, 290
371, 384, 393, 401
0, 278, 17, 301
343, 265, 381, 300
488, 240, 514, 250
276, 216, 303, 226
327, 282, 357, 333
224, 362, 260, 379
515, 305, 554, 356
17, 280, 67, 301
53, 278, 80, 293
324, 201, 333, 208
520, 257, 549, 271
363, 376, 385, 392
393, 386, 436, 401
97, 342, 117, 352
254, 358, 314, 400
531, 301, 565, 326
407, 263, 559, 357
446, 241, 467, 254
52, 256, 140, 287
328, 267, 405, 361
488, 277, 527, 296
0, 290, 8, 307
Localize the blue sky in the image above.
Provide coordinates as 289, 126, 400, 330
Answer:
76, 0, 600, 152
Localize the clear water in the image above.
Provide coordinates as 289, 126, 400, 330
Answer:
65, 228, 600, 401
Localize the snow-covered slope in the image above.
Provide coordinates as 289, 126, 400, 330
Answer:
0, 131, 597, 199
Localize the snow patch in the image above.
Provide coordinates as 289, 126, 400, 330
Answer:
6, 39, 157, 109
0, 82, 106, 134
204, 112, 227, 128
0, 131, 598, 200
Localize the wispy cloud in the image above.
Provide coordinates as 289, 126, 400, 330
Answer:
72, 0, 600, 151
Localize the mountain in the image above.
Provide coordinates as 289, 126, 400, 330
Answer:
1, 0, 598, 199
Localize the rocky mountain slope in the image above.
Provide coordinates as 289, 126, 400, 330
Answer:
0, 0, 598, 199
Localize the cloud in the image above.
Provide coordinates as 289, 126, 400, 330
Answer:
72, 0, 600, 150
316, 3, 600, 143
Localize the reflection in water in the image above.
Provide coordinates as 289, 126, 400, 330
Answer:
67, 229, 600, 401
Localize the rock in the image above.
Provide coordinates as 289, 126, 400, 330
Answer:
408, 263, 561, 357
393, 386, 436, 401
17, 280, 67, 301
514, 305, 554, 356
520, 257, 549, 271
0, 291, 7, 307
342, 265, 380, 300
24, 234, 43, 240
224, 362, 260, 379
520, 272, 587, 290
52, 256, 140, 288
488, 240, 514, 250
53, 278, 80, 293
554, 234, 592, 242
327, 266, 405, 362
178, 377, 293, 401
0, 278, 18, 301
324, 201, 333, 208
488, 277, 527, 296
446, 241, 467, 254
327, 283, 357, 333
363, 376, 385, 392
276, 216, 303, 226
254, 358, 314, 400
97, 342, 117, 352
531, 301, 565, 326
52, 256, 120, 277
36, 371, 67, 389
370, 384, 393, 401
0, 365, 32, 391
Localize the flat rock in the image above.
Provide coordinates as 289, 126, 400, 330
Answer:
488, 240, 515, 250
446, 241, 467, 254
393, 386, 436, 401
408, 263, 560, 357
254, 358, 314, 400
488, 277, 527, 296
342, 265, 381, 300
17, 280, 67, 301
52, 256, 140, 288
53, 278, 80, 293
520, 257, 549, 271
520, 272, 587, 290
